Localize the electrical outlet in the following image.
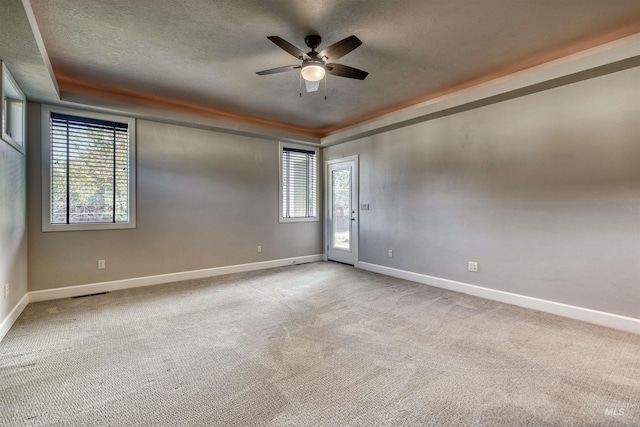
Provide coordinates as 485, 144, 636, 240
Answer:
98, 260, 106, 270
388, 249, 393, 258
468, 261, 479, 272
360, 203, 370, 211
4, 283, 9, 299
257, 245, 262, 253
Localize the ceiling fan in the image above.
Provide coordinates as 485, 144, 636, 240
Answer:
256, 34, 369, 93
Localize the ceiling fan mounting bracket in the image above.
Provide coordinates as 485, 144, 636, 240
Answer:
304, 35, 322, 51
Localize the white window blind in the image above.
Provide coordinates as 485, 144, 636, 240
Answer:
50, 113, 129, 224
282, 147, 317, 219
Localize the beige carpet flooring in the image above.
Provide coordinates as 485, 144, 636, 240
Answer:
1, 261, 639, 426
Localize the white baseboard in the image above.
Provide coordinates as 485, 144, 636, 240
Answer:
358, 262, 640, 335
0, 292, 29, 343
29, 255, 323, 303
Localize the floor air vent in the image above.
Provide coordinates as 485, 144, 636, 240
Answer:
72, 292, 108, 299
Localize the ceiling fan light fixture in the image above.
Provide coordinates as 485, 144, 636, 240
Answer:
301, 63, 325, 82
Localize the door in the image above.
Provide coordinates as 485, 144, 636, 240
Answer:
326, 156, 358, 265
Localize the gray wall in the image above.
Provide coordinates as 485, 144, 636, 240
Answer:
27, 104, 322, 291
325, 67, 640, 319
0, 133, 27, 321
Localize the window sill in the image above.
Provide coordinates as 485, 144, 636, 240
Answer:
278, 217, 319, 223
42, 221, 136, 232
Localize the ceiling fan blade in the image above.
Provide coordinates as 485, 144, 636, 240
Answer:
305, 80, 320, 93
267, 36, 310, 60
325, 63, 369, 80
256, 65, 301, 75
318, 35, 362, 62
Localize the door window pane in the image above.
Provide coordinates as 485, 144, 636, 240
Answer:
332, 168, 351, 250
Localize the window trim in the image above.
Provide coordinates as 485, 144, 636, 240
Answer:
2, 62, 27, 154
278, 141, 319, 223
41, 104, 137, 232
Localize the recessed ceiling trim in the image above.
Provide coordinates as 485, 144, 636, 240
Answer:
321, 31, 640, 146
20, 0, 59, 97
57, 90, 321, 145
42, 18, 640, 142
56, 74, 325, 139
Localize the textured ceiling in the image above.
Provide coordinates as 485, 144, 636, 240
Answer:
19, 1, 640, 133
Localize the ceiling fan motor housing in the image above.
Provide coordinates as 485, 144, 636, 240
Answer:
304, 35, 322, 51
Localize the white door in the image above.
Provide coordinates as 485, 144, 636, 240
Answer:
326, 156, 358, 265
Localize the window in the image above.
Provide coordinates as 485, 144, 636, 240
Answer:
279, 142, 318, 222
2, 62, 26, 153
41, 105, 136, 231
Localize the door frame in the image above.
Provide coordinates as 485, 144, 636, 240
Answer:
324, 155, 359, 267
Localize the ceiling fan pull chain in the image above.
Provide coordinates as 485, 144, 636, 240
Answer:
299, 73, 302, 97
324, 76, 327, 101
324, 75, 326, 100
